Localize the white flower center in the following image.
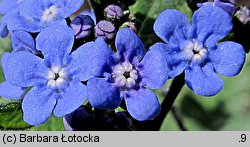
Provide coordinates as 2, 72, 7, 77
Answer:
42, 5, 58, 23
112, 62, 138, 89
47, 66, 68, 88
184, 39, 208, 64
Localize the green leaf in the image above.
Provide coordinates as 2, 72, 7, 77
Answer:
129, 0, 192, 48
0, 98, 31, 130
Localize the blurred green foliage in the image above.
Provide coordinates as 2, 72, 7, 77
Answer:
0, 0, 250, 131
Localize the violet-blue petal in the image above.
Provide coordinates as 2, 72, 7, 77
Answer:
192, 3, 232, 48
11, 31, 37, 54
214, 0, 236, 15
5, 51, 47, 87
1, 52, 10, 73
209, 41, 245, 77
0, 0, 19, 14
53, 0, 85, 18
0, 81, 26, 99
18, 0, 44, 21
53, 81, 87, 117
69, 37, 114, 81
185, 63, 223, 96
138, 43, 169, 89
153, 9, 190, 43
87, 77, 122, 109
7, 13, 43, 33
152, 43, 189, 78
115, 28, 146, 64
124, 87, 160, 121
22, 86, 58, 125
36, 22, 74, 66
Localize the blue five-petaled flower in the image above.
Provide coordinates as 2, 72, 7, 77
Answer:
4, 22, 107, 125
87, 28, 169, 121
153, 3, 246, 96
5, 0, 84, 33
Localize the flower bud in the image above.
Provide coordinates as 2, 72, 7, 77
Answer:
104, 4, 124, 20
70, 15, 95, 39
95, 20, 116, 40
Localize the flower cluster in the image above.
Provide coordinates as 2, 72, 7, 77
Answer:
0, 0, 246, 128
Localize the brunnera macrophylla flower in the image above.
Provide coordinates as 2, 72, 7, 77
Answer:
0, 30, 38, 99
87, 28, 170, 121
4, 22, 108, 125
153, 4, 245, 96
0, 0, 24, 37
7, 0, 84, 33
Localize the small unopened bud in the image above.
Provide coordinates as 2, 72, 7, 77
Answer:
95, 20, 116, 40
70, 15, 95, 39
104, 4, 124, 20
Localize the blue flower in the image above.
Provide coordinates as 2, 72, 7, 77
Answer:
0, 0, 24, 37
87, 28, 169, 121
0, 30, 37, 99
153, 4, 245, 96
4, 22, 107, 125
7, 0, 84, 33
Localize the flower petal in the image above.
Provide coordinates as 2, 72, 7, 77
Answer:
53, 0, 85, 18
36, 22, 74, 66
22, 86, 58, 125
5, 51, 48, 87
124, 87, 160, 121
209, 41, 245, 76
7, 9, 42, 33
0, 81, 26, 99
87, 77, 122, 109
69, 37, 114, 81
11, 31, 37, 54
138, 43, 169, 89
185, 63, 223, 96
1, 52, 11, 73
192, 3, 232, 48
153, 9, 190, 43
53, 81, 87, 117
0, 0, 19, 14
115, 28, 146, 64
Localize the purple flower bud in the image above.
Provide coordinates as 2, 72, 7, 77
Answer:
95, 20, 116, 40
104, 4, 124, 20
70, 15, 95, 39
